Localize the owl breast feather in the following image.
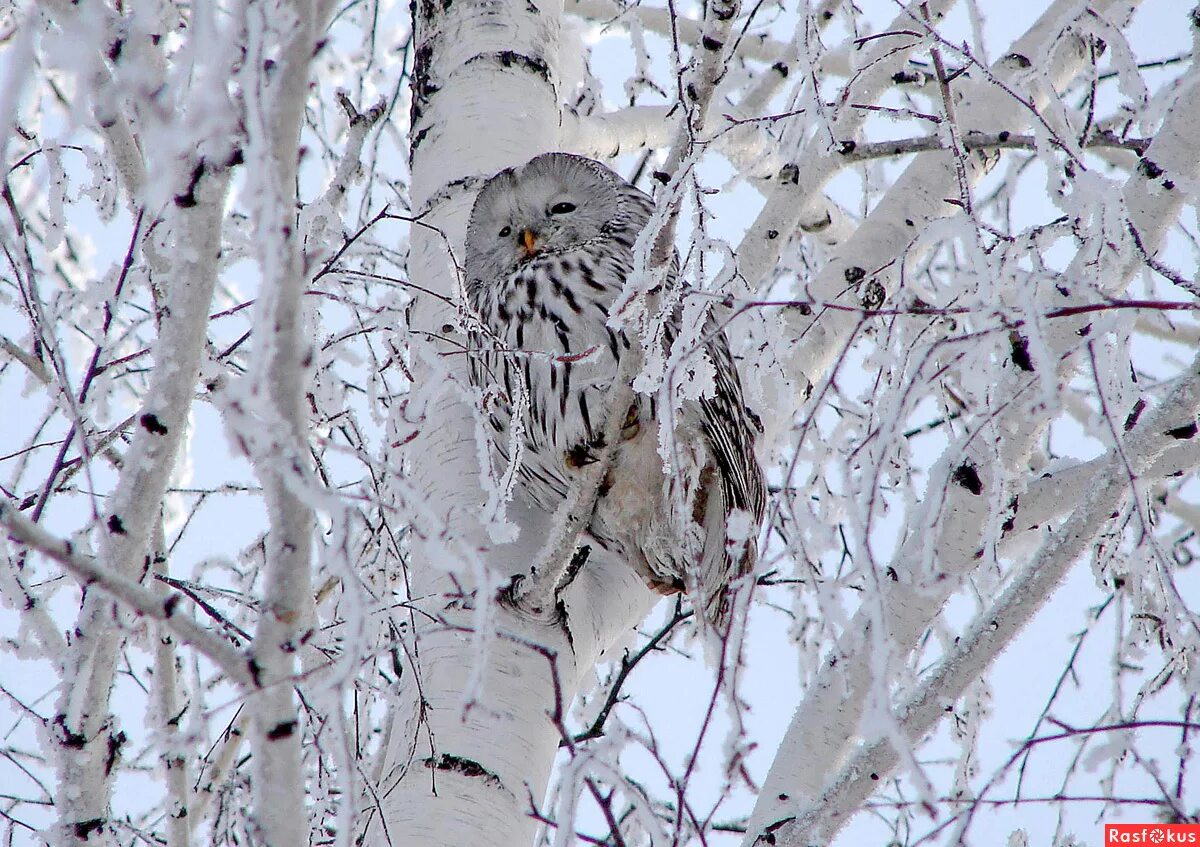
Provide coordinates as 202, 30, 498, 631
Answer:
473, 244, 638, 511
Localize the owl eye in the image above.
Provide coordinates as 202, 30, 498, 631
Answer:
498, 225, 513, 238
549, 201, 576, 215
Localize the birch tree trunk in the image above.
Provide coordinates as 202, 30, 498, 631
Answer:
362, 1, 655, 844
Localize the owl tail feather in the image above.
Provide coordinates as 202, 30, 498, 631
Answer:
696, 478, 756, 634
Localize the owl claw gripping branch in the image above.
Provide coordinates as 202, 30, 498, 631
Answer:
465, 153, 766, 629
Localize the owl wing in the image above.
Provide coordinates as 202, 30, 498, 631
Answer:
613, 182, 766, 623
694, 316, 767, 626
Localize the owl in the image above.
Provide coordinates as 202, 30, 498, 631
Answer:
464, 152, 766, 628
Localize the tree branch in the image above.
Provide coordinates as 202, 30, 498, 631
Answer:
0, 499, 252, 686
762, 353, 1200, 846
744, 52, 1200, 845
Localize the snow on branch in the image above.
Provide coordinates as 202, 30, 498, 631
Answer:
777, 0, 1123, 391
0, 500, 252, 686
760, 353, 1200, 846
745, 34, 1200, 846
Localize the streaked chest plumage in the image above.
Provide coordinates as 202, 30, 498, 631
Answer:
469, 244, 636, 511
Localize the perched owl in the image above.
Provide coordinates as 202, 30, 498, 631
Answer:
464, 152, 765, 627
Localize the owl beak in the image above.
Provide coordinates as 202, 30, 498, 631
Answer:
520, 229, 540, 257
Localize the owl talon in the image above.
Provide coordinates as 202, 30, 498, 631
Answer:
649, 577, 685, 596
565, 444, 598, 468
621, 404, 640, 440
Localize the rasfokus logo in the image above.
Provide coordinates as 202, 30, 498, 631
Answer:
1105, 824, 1200, 844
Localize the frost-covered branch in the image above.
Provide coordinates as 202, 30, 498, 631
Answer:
746, 40, 1200, 845
39, 0, 149, 202
0, 500, 251, 686
563, 106, 673, 158
760, 354, 1200, 846
772, 0, 1122, 388
52, 163, 232, 843
239, 2, 331, 844
833, 129, 1151, 163
565, 0, 786, 65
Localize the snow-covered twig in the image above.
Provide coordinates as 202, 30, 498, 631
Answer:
565, 0, 785, 65
39, 0, 150, 202
777, 0, 1119, 389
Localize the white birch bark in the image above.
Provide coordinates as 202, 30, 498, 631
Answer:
765, 352, 1200, 845
50, 164, 231, 845
240, 2, 333, 843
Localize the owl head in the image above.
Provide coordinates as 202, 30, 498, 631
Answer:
465, 153, 631, 285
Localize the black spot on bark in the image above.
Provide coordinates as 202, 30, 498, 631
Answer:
140, 413, 169, 435
861, 280, 885, 310
73, 819, 106, 840
174, 160, 206, 208
1123, 398, 1146, 432
998, 130, 1011, 142
163, 593, 181, 617
107, 515, 126, 535
425, 754, 504, 789
772, 62, 789, 76
1139, 158, 1163, 179
712, 1, 737, 20
838, 140, 856, 155
1009, 332, 1034, 371
702, 35, 723, 51
104, 730, 126, 776
953, 462, 983, 495
1167, 422, 1198, 440
1005, 52, 1032, 68
54, 714, 87, 748
266, 720, 297, 740
489, 50, 551, 83
767, 229, 779, 239
844, 266, 866, 285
